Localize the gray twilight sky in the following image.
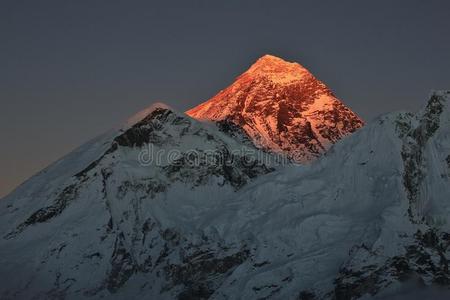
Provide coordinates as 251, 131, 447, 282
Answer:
1, 0, 450, 198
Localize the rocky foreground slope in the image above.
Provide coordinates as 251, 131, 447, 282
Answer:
0, 91, 449, 299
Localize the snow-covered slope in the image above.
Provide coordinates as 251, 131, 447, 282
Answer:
0, 105, 278, 299
187, 55, 364, 162
203, 91, 450, 299
1, 92, 449, 299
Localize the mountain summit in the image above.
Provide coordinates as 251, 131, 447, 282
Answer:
243, 54, 310, 84
187, 54, 364, 162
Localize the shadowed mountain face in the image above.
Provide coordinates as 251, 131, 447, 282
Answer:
187, 55, 364, 162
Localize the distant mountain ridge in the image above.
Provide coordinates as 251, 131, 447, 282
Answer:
187, 54, 364, 162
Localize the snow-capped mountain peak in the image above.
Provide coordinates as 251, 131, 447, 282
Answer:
244, 54, 309, 84
187, 54, 364, 162
122, 102, 173, 129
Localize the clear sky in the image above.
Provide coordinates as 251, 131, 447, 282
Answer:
1, 0, 450, 198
